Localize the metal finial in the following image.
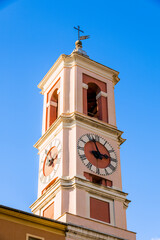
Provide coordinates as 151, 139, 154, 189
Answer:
74, 25, 84, 40
74, 26, 90, 41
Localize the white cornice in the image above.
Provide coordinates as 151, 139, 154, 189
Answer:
30, 175, 130, 214
38, 54, 66, 90
62, 176, 129, 202
38, 53, 120, 91
34, 112, 126, 150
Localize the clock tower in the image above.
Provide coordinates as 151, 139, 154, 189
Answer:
30, 40, 136, 240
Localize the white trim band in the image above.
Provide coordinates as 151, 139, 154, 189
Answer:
96, 91, 107, 100
82, 83, 88, 89
46, 101, 57, 107
57, 88, 60, 94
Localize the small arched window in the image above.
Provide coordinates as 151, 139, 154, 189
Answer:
83, 74, 108, 123
46, 88, 59, 130
51, 89, 58, 120
87, 83, 100, 119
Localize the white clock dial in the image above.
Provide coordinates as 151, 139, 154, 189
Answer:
39, 139, 62, 184
77, 133, 117, 175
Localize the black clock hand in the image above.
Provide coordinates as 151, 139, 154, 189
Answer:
48, 153, 57, 166
91, 151, 109, 160
92, 139, 100, 152
100, 153, 110, 159
92, 139, 103, 159
48, 159, 53, 166
91, 141, 110, 160
91, 150, 100, 159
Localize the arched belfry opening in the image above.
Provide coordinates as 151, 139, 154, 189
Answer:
83, 74, 108, 123
87, 83, 100, 119
48, 88, 59, 127
51, 88, 59, 120
45, 87, 59, 131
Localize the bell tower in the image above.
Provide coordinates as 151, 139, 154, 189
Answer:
30, 39, 136, 240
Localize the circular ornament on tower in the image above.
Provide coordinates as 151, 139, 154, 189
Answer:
77, 133, 117, 175
39, 139, 62, 184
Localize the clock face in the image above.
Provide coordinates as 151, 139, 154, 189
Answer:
77, 133, 117, 175
39, 139, 62, 184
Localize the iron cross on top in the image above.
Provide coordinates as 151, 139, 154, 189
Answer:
74, 26, 84, 40
74, 26, 90, 41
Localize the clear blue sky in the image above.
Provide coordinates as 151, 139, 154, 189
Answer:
0, 1, 160, 240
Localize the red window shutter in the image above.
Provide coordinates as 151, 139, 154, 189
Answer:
90, 197, 110, 223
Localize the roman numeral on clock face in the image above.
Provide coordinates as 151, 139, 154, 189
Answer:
109, 149, 114, 153
95, 135, 99, 142
86, 162, 92, 170
86, 134, 93, 141
81, 154, 87, 161
77, 146, 84, 150
110, 157, 117, 163
109, 164, 116, 171
104, 168, 109, 175
81, 139, 87, 144
96, 168, 100, 175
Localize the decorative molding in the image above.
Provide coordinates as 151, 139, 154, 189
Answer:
38, 53, 120, 91
113, 74, 120, 86
96, 91, 108, 100
46, 101, 57, 108
34, 112, 126, 150
38, 55, 65, 90
82, 83, 88, 89
66, 224, 128, 240
30, 175, 130, 215
123, 200, 130, 209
